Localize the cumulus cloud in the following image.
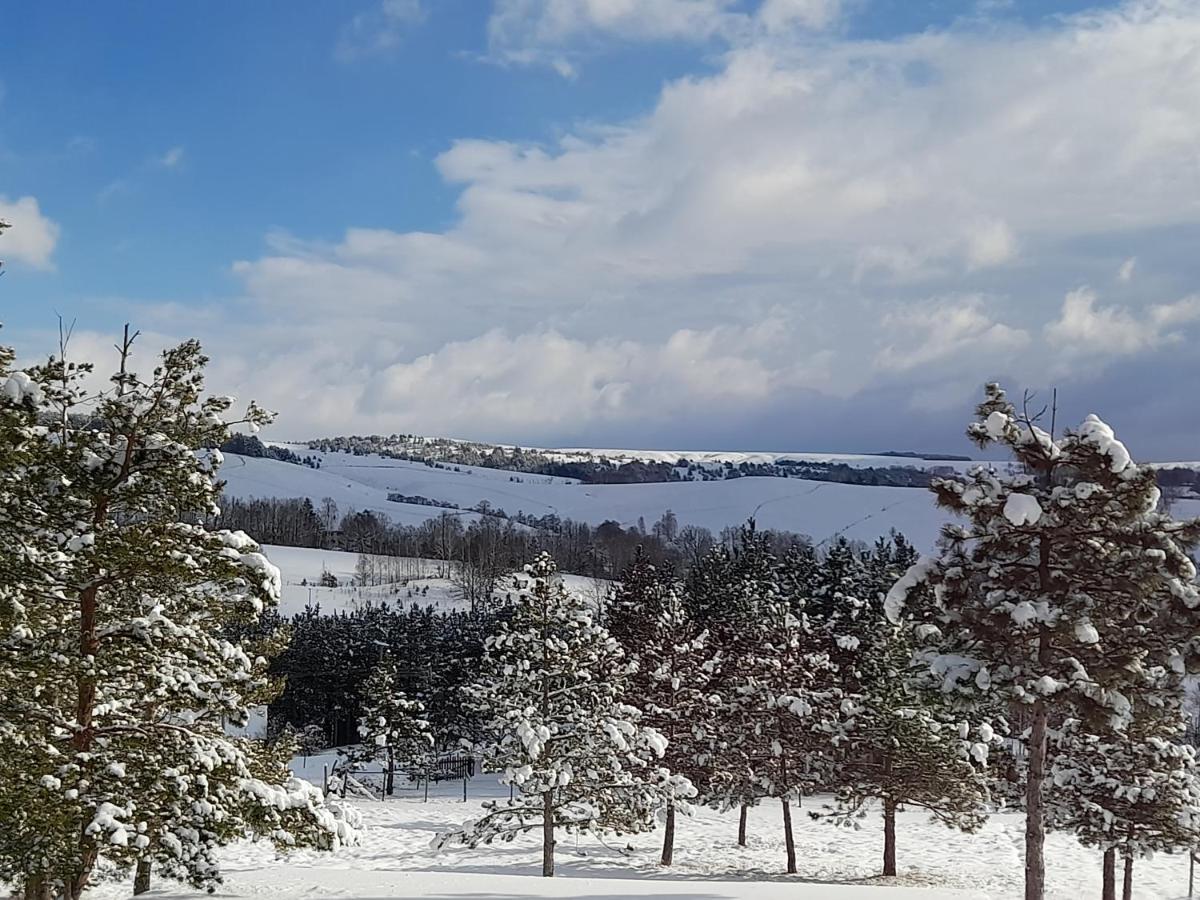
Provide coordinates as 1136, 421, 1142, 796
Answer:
1118, 257, 1137, 282
875, 296, 1029, 373
0, 195, 61, 270
199, 1, 1200, 442
357, 323, 818, 433
336, 0, 427, 61
19, 1, 1200, 452
1045, 287, 1200, 358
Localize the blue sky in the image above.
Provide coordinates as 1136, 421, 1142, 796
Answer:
3, 0, 1198, 458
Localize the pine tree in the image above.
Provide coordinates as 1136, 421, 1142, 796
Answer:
684, 523, 778, 846
0, 332, 356, 899
815, 626, 992, 876
435, 554, 689, 877
886, 383, 1200, 900
605, 545, 671, 649
354, 656, 434, 795
1050, 700, 1200, 899
731, 570, 849, 874
811, 535, 991, 877
607, 549, 709, 866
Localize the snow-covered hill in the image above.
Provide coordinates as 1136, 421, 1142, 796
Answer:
223, 448, 1200, 550
221, 448, 953, 547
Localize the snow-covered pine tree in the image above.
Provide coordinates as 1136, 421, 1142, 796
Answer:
606, 549, 709, 865
353, 655, 434, 795
435, 554, 689, 877
810, 536, 992, 877
886, 383, 1200, 900
0, 332, 356, 900
684, 523, 777, 846
1049, 694, 1200, 898
732, 559, 850, 875
605, 545, 670, 647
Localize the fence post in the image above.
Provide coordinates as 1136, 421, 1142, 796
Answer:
323, 765, 329, 797
463, 775, 468, 802
1190, 851, 1195, 896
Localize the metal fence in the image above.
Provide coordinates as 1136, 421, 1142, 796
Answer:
324, 751, 475, 802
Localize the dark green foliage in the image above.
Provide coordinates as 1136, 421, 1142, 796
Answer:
268, 602, 498, 751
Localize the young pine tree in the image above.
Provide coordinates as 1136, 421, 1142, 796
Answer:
436, 554, 689, 877
606, 549, 708, 866
0, 332, 356, 900
811, 536, 992, 877
886, 383, 1200, 900
732, 572, 849, 875
685, 523, 777, 846
1050, 699, 1200, 899
354, 656, 434, 795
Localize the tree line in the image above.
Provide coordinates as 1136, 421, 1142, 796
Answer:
212, 494, 815, 585
432, 385, 1200, 900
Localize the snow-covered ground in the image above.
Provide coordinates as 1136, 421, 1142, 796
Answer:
224, 450, 956, 547
90, 753, 1196, 900
263, 544, 611, 617
226, 450, 1200, 554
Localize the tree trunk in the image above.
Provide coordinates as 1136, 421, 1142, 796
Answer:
1121, 854, 1132, 900
1102, 848, 1115, 900
386, 746, 394, 796
883, 796, 897, 877
542, 791, 555, 877
661, 802, 676, 867
1026, 469, 1057, 900
782, 798, 797, 875
738, 803, 748, 847
134, 860, 152, 895
1024, 699, 1048, 900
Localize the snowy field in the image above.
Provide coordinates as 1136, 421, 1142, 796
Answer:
263, 544, 611, 617
87, 753, 1197, 900
226, 449, 1200, 553
224, 450, 955, 548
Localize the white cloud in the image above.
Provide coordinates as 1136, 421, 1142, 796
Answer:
757, 0, 841, 32
488, 0, 736, 57
336, 0, 427, 61
1118, 256, 1137, 282
357, 324, 815, 433
965, 219, 1017, 270
24, 0, 1192, 447
206, 2, 1200, 436
158, 146, 185, 169
0, 195, 61, 270
875, 296, 1029, 373
1045, 286, 1200, 357
486, 0, 843, 71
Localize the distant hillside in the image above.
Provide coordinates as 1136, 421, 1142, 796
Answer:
219, 441, 1200, 556
296, 433, 983, 489
221, 445, 955, 549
